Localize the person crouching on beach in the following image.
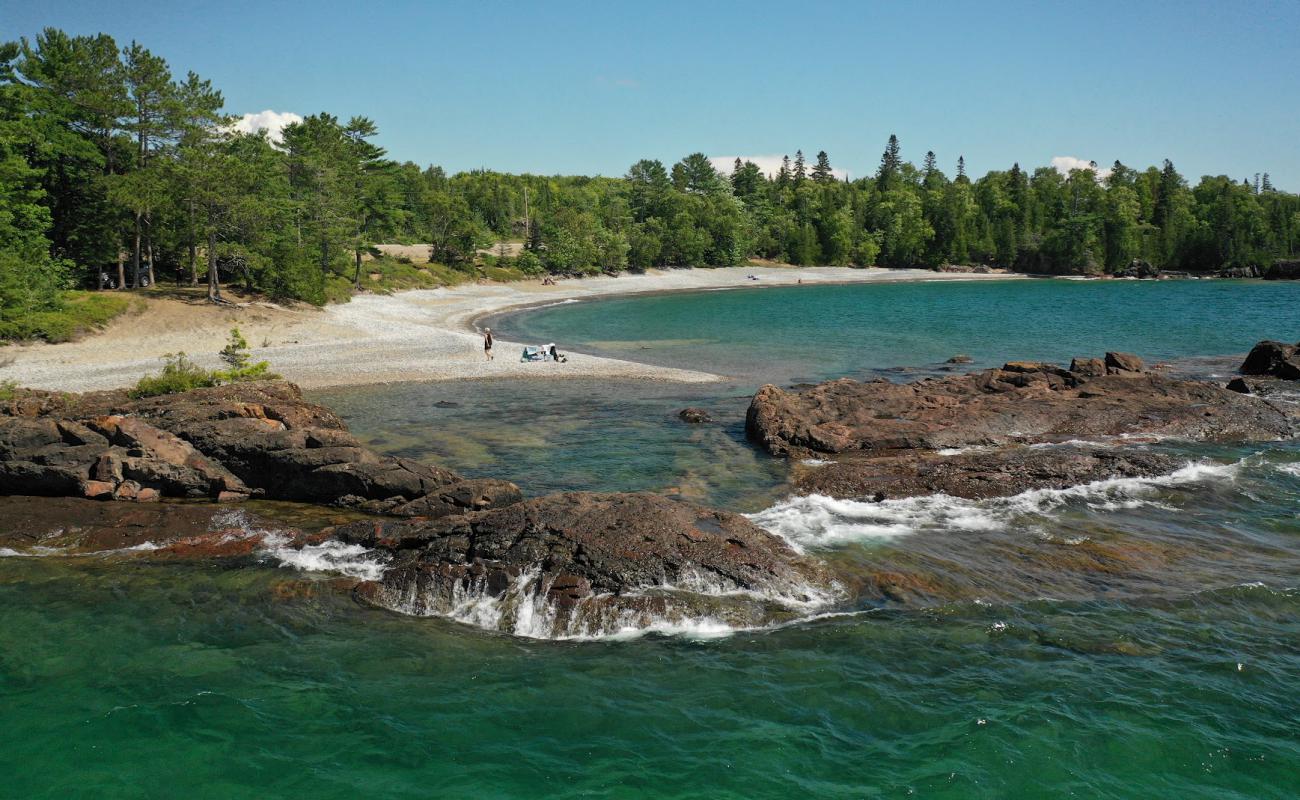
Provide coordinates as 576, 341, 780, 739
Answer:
483, 328, 494, 360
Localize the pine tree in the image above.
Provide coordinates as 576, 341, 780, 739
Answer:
526, 217, 543, 251
923, 150, 937, 175
811, 151, 833, 183
1261, 173, 1274, 193
956, 155, 967, 182
877, 134, 901, 191
776, 155, 791, 188
793, 150, 806, 185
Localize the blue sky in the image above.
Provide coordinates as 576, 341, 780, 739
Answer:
6, 0, 1299, 188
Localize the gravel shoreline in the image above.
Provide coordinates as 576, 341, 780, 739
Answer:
3, 267, 1021, 391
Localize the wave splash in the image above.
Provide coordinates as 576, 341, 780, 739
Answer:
749, 460, 1243, 550
366, 564, 835, 641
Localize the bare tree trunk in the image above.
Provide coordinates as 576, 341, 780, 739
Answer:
116, 250, 126, 291
189, 241, 198, 286
354, 248, 363, 286
146, 235, 156, 288
207, 230, 221, 302
132, 214, 142, 288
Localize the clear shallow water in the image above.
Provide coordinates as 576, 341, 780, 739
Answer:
5, 278, 1300, 797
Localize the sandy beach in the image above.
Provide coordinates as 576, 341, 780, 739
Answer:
2, 266, 1020, 391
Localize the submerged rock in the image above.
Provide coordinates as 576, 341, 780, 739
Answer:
0, 495, 315, 558
336, 492, 834, 637
678, 407, 713, 424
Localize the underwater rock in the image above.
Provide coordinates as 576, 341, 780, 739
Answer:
0, 495, 314, 557
678, 407, 713, 424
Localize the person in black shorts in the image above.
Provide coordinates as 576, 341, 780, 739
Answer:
483, 328, 494, 360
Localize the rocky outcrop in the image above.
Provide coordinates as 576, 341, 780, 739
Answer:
748, 354, 1294, 458
335, 492, 833, 637
1240, 340, 1300, 380
1264, 259, 1300, 280
796, 446, 1181, 501
748, 351, 1297, 500
0, 381, 520, 516
0, 495, 320, 559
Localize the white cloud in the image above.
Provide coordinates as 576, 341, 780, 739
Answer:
709, 154, 850, 182
1051, 155, 1113, 180
230, 110, 303, 143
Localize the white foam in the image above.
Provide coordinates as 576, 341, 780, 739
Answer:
936, 446, 992, 456
0, 545, 66, 558
799, 458, 832, 467
601, 618, 738, 641
1277, 463, 1300, 478
749, 493, 1000, 551
374, 561, 835, 641
258, 534, 390, 582
749, 460, 1243, 549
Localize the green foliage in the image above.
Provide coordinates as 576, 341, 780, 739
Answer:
130, 328, 278, 398
129, 352, 219, 398
0, 289, 131, 342
218, 327, 252, 370
3, 25, 1299, 298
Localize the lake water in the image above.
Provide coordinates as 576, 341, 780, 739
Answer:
4, 277, 1299, 798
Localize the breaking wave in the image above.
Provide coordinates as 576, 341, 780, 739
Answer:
369, 564, 835, 641
749, 460, 1243, 550
1277, 462, 1300, 478
260, 535, 390, 582
207, 508, 390, 581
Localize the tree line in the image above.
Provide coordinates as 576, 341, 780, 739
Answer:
4, 28, 1298, 322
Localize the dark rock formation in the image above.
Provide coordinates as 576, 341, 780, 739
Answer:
747, 355, 1294, 458
1103, 351, 1144, 373
747, 351, 1297, 500
0, 381, 520, 516
1240, 340, 1300, 380
1264, 259, 1300, 280
795, 446, 1181, 501
678, 407, 712, 424
945, 355, 973, 364
1114, 259, 1157, 279
337, 492, 833, 636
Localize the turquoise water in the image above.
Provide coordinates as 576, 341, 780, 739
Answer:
491, 278, 1300, 384
4, 278, 1300, 798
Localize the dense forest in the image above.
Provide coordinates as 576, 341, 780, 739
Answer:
3, 28, 1299, 326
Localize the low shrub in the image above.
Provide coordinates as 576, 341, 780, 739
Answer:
130, 328, 279, 398
129, 352, 220, 398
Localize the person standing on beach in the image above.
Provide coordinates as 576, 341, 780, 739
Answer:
483, 328, 494, 360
